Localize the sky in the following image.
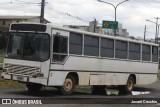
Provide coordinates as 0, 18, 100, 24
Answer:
0, 0, 160, 39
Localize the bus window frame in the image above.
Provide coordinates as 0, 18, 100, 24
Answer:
51, 33, 69, 64
51, 31, 159, 64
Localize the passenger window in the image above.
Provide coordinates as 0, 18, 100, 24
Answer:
69, 32, 82, 55
52, 33, 68, 62
142, 45, 150, 61
84, 35, 99, 56
115, 40, 127, 59
101, 38, 114, 58
152, 46, 158, 62
129, 43, 140, 60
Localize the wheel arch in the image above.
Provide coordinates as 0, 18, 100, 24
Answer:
67, 72, 79, 85
129, 74, 136, 84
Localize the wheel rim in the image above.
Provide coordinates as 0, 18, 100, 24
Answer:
63, 78, 73, 92
127, 80, 133, 91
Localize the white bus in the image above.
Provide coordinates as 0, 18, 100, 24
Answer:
1, 22, 159, 95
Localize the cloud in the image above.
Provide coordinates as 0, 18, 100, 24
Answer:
0, 0, 159, 39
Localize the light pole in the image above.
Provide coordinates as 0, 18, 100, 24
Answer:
157, 24, 160, 44
97, 0, 129, 36
146, 19, 159, 43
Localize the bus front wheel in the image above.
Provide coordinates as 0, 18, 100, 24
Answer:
58, 74, 75, 95
26, 83, 43, 92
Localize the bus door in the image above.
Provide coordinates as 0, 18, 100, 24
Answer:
48, 29, 69, 86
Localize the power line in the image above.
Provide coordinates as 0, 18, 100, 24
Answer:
0, 0, 41, 5
45, 9, 89, 24
46, 5, 90, 23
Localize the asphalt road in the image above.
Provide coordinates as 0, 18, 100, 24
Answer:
0, 81, 160, 107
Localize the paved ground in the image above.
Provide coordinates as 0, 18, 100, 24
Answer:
0, 81, 160, 107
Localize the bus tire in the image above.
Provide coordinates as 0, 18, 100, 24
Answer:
26, 83, 43, 92
58, 74, 75, 95
118, 76, 134, 94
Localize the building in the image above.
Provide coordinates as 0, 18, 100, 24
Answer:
64, 20, 129, 38
0, 16, 50, 31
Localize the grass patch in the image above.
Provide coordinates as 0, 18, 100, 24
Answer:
0, 50, 25, 89
0, 70, 25, 89
74, 87, 92, 94
0, 77, 25, 89
106, 89, 119, 95
0, 49, 6, 63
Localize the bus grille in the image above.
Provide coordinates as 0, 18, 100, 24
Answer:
4, 63, 40, 77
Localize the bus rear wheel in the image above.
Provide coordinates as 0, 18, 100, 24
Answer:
26, 83, 43, 92
118, 76, 135, 94
58, 74, 75, 95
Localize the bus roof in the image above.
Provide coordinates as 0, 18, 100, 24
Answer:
10, 22, 159, 46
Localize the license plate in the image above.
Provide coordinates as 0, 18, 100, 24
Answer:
17, 76, 24, 81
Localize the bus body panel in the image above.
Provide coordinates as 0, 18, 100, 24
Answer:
78, 72, 90, 85
50, 56, 158, 74
49, 56, 158, 86
3, 58, 50, 85
48, 71, 69, 86
137, 74, 157, 85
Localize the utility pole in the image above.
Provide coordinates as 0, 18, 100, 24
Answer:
157, 25, 160, 43
40, 0, 45, 23
144, 25, 146, 41
154, 17, 160, 43
146, 18, 160, 44
93, 18, 97, 33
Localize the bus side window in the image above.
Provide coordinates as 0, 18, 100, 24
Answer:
142, 45, 151, 61
115, 40, 127, 59
152, 46, 158, 62
101, 38, 114, 58
129, 42, 140, 60
52, 34, 68, 62
84, 35, 99, 56
69, 32, 82, 55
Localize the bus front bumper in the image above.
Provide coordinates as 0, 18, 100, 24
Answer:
1, 72, 48, 85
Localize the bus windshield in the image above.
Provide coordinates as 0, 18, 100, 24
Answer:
6, 32, 50, 62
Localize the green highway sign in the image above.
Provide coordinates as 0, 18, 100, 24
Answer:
102, 20, 118, 29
